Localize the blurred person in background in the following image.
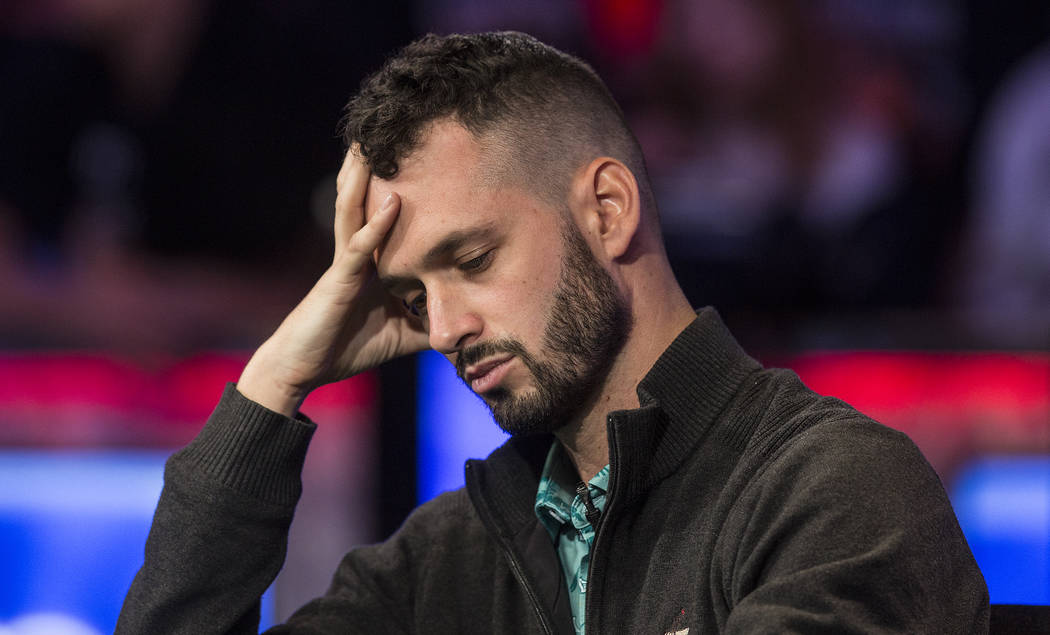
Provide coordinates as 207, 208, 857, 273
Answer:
604, 0, 965, 316
958, 40, 1050, 347
118, 31, 987, 634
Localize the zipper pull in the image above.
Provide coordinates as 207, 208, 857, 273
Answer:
576, 481, 602, 527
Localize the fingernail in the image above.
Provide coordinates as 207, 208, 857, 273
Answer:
381, 193, 396, 210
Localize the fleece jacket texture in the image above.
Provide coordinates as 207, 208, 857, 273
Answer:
117, 308, 989, 634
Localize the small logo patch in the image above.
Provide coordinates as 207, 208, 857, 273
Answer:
663, 608, 688, 635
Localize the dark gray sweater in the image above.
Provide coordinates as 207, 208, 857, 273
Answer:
117, 308, 989, 634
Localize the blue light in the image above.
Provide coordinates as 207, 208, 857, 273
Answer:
417, 350, 509, 502
0, 451, 167, 633
951, 455, 1050, 604
0, 450, 276, 632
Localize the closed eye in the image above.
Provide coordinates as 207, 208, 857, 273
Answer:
459, 250, 493, 273
403, 290, 427, 318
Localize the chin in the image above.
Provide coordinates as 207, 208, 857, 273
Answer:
486, 387, 578, 437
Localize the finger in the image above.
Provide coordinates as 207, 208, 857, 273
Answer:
340, 192, 401, 274
334, 144, 370, 249
335, 142, 360, 189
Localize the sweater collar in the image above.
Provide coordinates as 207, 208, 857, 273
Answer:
607, 307, 762, 505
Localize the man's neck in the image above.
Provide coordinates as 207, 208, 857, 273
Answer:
555, 289, 696, 482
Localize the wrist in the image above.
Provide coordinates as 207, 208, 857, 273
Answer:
237, 353, 310, 418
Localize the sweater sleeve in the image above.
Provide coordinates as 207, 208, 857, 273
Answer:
720, 419, 989, 634
116, 383, 316, 635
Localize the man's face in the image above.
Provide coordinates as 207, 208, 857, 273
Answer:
454, 218, 631, 435
368, 121, 631, 435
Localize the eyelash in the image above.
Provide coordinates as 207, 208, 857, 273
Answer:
459, 250, 493, 273
404, 292, 427, 318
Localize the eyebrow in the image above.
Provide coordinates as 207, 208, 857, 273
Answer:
378, 220, 501, 292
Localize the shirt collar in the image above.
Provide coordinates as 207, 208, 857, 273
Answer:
534, 441, 610, 541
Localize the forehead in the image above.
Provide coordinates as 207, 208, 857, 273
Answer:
364, 120, 484, 224
364, 121, 547, 277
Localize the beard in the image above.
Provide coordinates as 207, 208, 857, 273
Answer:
455, 220, 632, 436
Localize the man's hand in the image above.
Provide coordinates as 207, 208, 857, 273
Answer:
237, 147, 429, 416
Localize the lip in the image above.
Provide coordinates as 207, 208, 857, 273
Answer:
464, 355, 515, 394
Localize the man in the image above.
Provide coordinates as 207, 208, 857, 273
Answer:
118, 32, 988, 634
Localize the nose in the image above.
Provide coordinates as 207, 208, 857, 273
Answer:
426, 286, 482, 354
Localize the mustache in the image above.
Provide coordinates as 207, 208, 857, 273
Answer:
455, 338, 529, 380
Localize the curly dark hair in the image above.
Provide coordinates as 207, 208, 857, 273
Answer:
341, 31, 652, 208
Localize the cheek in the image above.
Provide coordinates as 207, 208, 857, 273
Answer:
486, 261, 561, 342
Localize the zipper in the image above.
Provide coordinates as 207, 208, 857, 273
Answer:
503, 540, 555, 635
465, 461, 556, 635
583, 415, 622, 634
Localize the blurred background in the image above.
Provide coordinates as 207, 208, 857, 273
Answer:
0, 0, 1047, 632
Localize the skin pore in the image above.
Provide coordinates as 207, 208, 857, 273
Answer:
367, 119, 696, 481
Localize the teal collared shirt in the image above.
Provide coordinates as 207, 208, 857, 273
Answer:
533, 442, 610, 635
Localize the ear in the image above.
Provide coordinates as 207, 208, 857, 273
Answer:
571, 157, 641, 260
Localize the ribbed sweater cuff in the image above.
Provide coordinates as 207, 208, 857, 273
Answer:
173, 382, 317, 507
